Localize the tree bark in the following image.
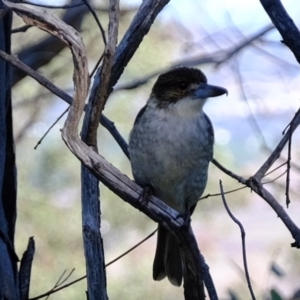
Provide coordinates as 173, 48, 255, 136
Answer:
0, 4, 18, 299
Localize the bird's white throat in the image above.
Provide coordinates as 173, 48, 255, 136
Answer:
148, 96, 207, 119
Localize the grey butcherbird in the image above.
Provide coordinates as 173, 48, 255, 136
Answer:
129, 67, 227, 287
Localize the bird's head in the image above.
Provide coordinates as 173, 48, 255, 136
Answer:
148, 67, 227, 116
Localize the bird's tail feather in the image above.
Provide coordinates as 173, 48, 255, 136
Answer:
153, 224, 183, 286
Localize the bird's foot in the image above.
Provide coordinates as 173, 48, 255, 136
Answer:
176, 210, 191, 229
139, 185, 153, 206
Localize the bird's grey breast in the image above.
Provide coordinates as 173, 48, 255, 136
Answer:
129, 106, 214, 210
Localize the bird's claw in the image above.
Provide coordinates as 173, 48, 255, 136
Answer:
139, 185, 153, 206
176, 210, 191, 229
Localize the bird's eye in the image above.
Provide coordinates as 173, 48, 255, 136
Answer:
178, 82, 188, 90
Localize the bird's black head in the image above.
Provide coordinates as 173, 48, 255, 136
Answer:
150, 67, 227, 109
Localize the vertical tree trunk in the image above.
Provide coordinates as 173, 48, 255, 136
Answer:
0, 4, 19, 299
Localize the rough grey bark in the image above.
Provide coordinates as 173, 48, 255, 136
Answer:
80, 164, 108, 300
0, 3, 18, 299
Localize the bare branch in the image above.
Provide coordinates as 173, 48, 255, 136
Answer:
79, 3, 119, 296
255, 108, 300, 180
19, 237, 35, 300
30, 230, 156, 300
5, 1, 219, 298
45, 269, 75, 300
200, 186, 247, 201
0, 49, 129, 158
11, 24, 32, 33
106, 229, 157, 267
264, 162, 287, 177
12, 0, 89, 85
30, 273, 86, 300
260, 0, 300, 64
213, 159, 300, 248
83, 0, 119, 147
219, 181, 256, 300
109, 0, 170, 88
34, 107, 69, 150
262, 170, 287, 185
115, 24, 274, 92
286, 127, 292, 207
100, 114, 130, 158
82, 0, 107, 45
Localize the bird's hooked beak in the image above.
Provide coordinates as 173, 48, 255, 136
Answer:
193, 84, 228, 99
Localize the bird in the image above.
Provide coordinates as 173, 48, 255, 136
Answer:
128, 66, 227, 287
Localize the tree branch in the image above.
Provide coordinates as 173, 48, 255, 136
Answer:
79, 0, 119, 298
12, 0, 89, 85
254, 108, 300, 180
115, 24, 274, 92
212, 159, 300, 248
0, 48, 129, 158
219, 181, 256, 300
4, 1, 218, 299
83, 0, 119, 147
260, 0, 300, 64
19, 237, 35, 300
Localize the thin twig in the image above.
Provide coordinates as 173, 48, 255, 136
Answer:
212, 158, 300, 247
286, 123, 293, 207
201, 162, 287, 201
60, 269, 75, 285
199, 186, 247, 200
34, 107, 69, 150
219, 180, 256, 300
114, 25, 274, 92
82, 0, 107, 45
11, 24, 32, 33
100, 115, 129, 158
264, 162, 287, 177
212, 158, 247, 184
106, 229, 157, 267
29, 230, 157, 300
262, 170, 287, 185
255, 107, 300, 180
90, 53, 104, 78
0, 50, 130, 157
45, 269, 75, 300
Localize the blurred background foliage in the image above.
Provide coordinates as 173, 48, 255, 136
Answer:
11, 0, 300, 299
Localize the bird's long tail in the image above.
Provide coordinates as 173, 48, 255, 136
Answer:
153, 224, 183, 286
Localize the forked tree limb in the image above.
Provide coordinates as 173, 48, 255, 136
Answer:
4, 1, 210, 299
79, 0, 119, 298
